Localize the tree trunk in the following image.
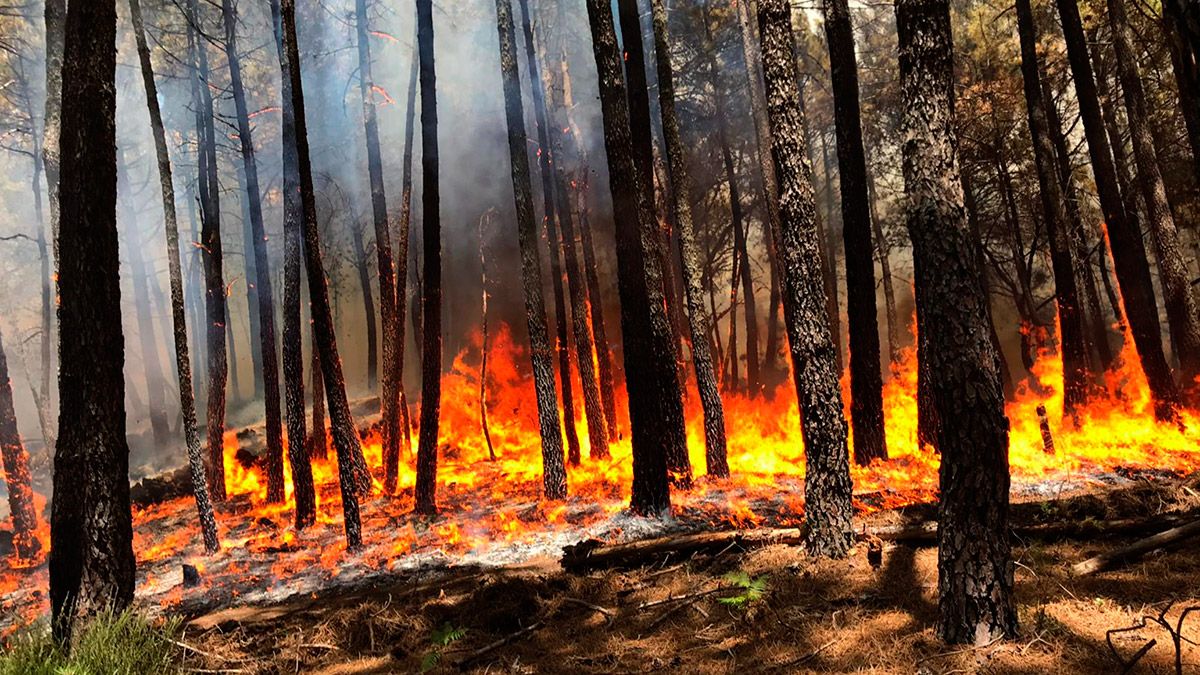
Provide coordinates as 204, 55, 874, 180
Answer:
222, 0, 285, 503
42, 0, 65, 266
817, 130, 845, 374
188, 0, 228, 503
1106, 0, 1200, 390
0, 328, 40, 561
823, 0, 887, 464
650, 0, 728, 478
349, 223, 378, 392
962, 171, 1016, 400
494, 0, 568, 497
237, 169, 264, 401
26, 91, 55, 455
585, 0, 688, 514
414, 0, 443, 515
129, 0, 220, 550
309, 335, 327, 460
124, 220, 171, 447
1015, 0, 1092, 415
895, 0, 1017, 644
756, 0, 854, 559
50, 0, 136, 643
1055, 0, 1180, 418
575, 171, 621, 442
1163, 0, 1200, 184
867, 174, 902, 367
281, 0, 364, 548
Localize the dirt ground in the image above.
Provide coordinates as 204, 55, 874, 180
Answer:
178, 481, 1200, 674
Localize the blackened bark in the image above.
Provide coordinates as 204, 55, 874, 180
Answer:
349, 223, 379, 390
282, 0, 363, 548
221, 0, 286, 504
391, 32, 420, 483
516, 0, 583, 467
757, 0, 854, 559
1106, 0, 1200, 390
414, 0, 443, 515
494, 0, 568, 498
817, 130, 844, 373
188, 0, 228, 503
895, 0, 1016, 644
650, 0, 728, 477
823, 0, 887, 464
586, 0, 687, 514
50, 0, 135, 642
130, 0, 220, 550
0, 328, 40, 560
309, 336, 327, 460
1164, 0, 1200, 183
1055, 0, 1180, 417
734, 184, 761, 397
269, 0, 316, 529
867, 174, 902, 367
1015, 0, 1091, 415
576, 174, 621, 442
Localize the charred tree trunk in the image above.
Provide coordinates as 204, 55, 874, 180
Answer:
650, 0, 728, 477
349, 223, 378, 390
817, 130, 844, 374
1164, 0, 1200, 182
130, 0, 220, 550
414, 0, 443, 515
1055, 0, 1180, 417
356, 0, 403, 497
281, 0, 364, 548
0, 328, 40, 561
50, 0, 136, 642
237, 170, 263, 401
188, 0, 228, 503
757, 0, 854, 558
867, 174, 902, 367
391, 29, 420, 480
308, 335, 327, 460
1106, 0, 1200, 390
269, 0, 316, 529
222, 0, 285, 503
1015, 0, 1092, 415
823, 0, 887, 464
576, 172, 621, 442
895, 0, 1017, 644
586, 0, 688, 514
494, 0, 568, 497
614, 0, 692, 488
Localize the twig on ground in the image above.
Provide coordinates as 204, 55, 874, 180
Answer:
455, 619, 545, 670
562, 597, 615, 623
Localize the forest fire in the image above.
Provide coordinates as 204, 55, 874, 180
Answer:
1, 321, 1197, 636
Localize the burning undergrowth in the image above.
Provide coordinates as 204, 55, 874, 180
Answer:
2, 322, 1200, 637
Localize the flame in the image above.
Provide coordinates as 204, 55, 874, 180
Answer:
370, 85, 395, 107
2, 316, 1199, 635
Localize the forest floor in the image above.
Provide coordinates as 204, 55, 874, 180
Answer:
174, 479, 1200, 674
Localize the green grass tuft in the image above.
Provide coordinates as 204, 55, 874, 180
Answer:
0, 610, 182, 675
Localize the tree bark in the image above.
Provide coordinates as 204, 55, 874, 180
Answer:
349, 222, 378, 391
1055, 0, 1180, 418
129, 0, 220, 550
42, 0, 64, 267
757, 0, 854, 559
823, 0, 887, 464
494, 0, 568, 498
585, 0, 688, 514
50, 0, 136, 643
1015, 0, 1092, 415
1163, 0, 1200, 185
575, 171, 621, 443
414, 0, 443, 515
268, 0, 316, 529
281, 0, 364, 548
867, 174, 902, 367
1106, 0, 1200, 391
962, 171, 1017, 400
221, 0, 285, 504
650, 0, 728, 478
0, 328, 40, 561
308, 334, 327, 460
895, 0, 1017, 644
818, 130, 844, 374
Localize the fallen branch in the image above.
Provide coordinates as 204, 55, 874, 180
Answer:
455, 619, 544, 670
1073, 518, 1200, 576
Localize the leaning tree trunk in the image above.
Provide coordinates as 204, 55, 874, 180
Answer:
414, 0, 444, 515
585, 0, 688, 514
1015, 0, 1092, 416
281, 0, 364, 549
355, 0, 403, 497
756, 0, 854, 559
129, 0, 220, 551
268, 0, 316, 529
822, 0, 887, 464
0, 328, 40, 561
187, 0, 228, 503
50, 0, 135, 644
1106, 0, 1200, 390
1055, 0, 1180, 418
650, 0, 728, 478
222, 0, 285, 504
494, 0, 568, 496
895, 0, 1017, 644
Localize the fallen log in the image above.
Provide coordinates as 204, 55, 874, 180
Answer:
1072, 518, 1200, 576
562, 513, 1200, 572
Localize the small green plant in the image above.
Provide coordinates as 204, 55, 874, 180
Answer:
0, 610, 182, 675
717, 571, 770, 609
420, 622, 467, 672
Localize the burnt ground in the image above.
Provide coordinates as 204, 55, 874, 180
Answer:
173, 479, 1200, 674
